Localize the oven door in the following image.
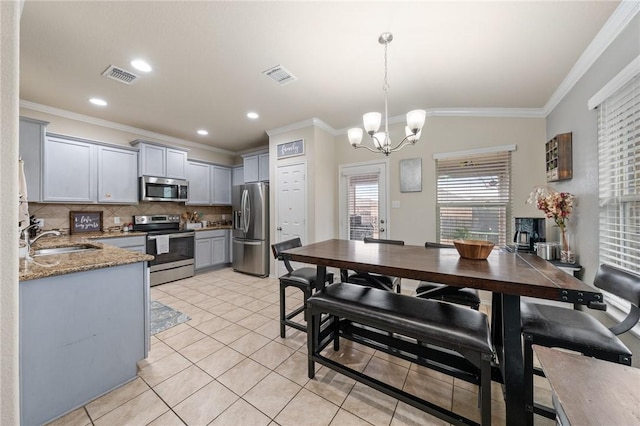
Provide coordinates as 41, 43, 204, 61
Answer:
147, 232, 195, 266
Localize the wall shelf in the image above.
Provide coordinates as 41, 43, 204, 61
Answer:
546, 132, 572, 182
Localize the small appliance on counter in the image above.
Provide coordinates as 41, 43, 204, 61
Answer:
513, 217, 546, 252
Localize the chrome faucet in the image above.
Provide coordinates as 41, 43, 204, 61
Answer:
29, 230, 61, 245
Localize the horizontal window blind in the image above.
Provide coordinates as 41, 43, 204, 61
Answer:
598, 74, 640, 278
436, 151, 512, 246
347, 173, 380, 241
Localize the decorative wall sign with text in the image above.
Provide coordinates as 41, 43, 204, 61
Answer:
69, 211, 103, 234
277, 139, 304, 159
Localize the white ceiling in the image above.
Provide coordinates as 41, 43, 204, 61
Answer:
19, 1, 620, 154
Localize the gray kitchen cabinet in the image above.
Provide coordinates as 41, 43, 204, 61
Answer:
187, 161, 231, 206
232, 165, 244, 186
243, 151, 269, 183
132, 140, 188, 179
212, 165, 231, 205
43, 135, 96, 203
186, 161, 211, 205
93, 235, 146, 253
20, 261, 147, 426
195, 229, 229, 270
98, 146, 139, 203
19, 117, 48, 202
258, 153, 269, 181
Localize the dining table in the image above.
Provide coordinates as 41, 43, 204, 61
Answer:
283, 238, 604, 425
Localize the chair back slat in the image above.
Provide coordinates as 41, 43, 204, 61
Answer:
271, 238, 303, 260
425, 242, 454, 249
364, 237, 404, 246
594, 264, 640, 308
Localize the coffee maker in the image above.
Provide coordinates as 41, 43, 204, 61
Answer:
513, 217, 546, 252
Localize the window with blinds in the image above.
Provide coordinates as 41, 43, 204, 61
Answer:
347, 173, 380, 240
436, 151, 512, 246
598, 74, 639, 275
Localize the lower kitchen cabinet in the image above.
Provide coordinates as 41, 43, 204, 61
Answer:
195, 229, 229, 270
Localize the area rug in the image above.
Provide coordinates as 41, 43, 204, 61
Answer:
149, 300, 191, 335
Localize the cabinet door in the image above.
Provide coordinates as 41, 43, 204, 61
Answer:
19, 118, 47, 202
232, 166, 244, 187
98, 147, 138, 203
166, 148, 187, 179
186, 162, 211, 205
211, 236, 227, 266
43, 136, 96, 202
244, 155, 259, 183
258, 153, 269, 182
139, 144, 165, 177
195, 238, 213, 270
212, 166, 231, 205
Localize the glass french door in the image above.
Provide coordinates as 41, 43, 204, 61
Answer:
339, 161, 388, 240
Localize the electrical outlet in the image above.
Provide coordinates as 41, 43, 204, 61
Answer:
114, 217, 120, 224
35, 218, 44, 227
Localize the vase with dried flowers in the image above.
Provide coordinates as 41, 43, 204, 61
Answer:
526, 185, 576, 263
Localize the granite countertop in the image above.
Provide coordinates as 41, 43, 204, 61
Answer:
194, 225, 232, 231
19, 234, 153, 282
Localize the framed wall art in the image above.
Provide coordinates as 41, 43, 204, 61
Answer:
400, 158, 422, 192
69, 211, 103, 234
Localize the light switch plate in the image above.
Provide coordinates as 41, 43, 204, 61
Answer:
114, 217, 120, 224
392, 201, 400, 209
35, 218, 44, 227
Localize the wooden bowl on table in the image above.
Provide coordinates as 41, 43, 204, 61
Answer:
453, 239, 495, 260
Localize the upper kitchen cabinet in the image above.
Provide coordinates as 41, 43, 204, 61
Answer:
243, 151, 269, 183
20, 124, 139, 204
131, 140, 188, 179
232, 165, 244, 186
98, 146, 139, 203
43, 135, 96, 203
186, 161, 211, 205
19, 117, 49, 202
211, 166, 231, 205
186, 161, 232, 206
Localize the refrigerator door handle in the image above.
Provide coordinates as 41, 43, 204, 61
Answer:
243, 189, 251, 233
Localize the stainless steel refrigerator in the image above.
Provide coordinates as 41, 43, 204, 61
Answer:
232, 182, 269, 277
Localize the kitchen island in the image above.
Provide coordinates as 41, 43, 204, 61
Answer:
19, 236, 153, 426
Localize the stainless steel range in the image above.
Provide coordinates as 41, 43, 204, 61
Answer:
133, 215, 195, 286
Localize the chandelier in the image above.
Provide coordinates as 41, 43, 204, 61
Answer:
348, 32, 426, 156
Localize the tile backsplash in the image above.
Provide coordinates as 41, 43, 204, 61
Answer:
29, 202, 232, 233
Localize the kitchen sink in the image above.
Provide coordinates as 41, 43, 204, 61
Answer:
32, 244, 100, 257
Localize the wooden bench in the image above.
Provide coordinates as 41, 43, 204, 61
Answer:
306, 283, 495, 426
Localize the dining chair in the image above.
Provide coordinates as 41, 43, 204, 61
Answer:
521, 264, 639, 425
271, 238, 334, 338
415, 242, 481, 310
345, 237, 403, 293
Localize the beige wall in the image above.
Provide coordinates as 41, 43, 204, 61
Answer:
19, 107, 237, 166
1, 1, 21, 423
334, 116, 547, 246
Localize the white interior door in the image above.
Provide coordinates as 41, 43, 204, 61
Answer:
339, 160, 389, 240
276, 162, 307, 276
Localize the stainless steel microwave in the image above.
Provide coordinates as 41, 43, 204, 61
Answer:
140, 176, 188, 202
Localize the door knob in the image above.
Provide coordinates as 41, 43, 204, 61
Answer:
277, 226, 282, 231
380, 219, 385, 224
380, 228, 385, 232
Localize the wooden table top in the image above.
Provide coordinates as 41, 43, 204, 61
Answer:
284, 239, 602, 303
534, 345, 640, 425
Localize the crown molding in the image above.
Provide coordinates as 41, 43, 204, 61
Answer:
266, 117, 337, 137
542, 1, 640, 116
19, 99, 237, 156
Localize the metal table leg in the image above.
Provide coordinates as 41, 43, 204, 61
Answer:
498, 293, 525, 424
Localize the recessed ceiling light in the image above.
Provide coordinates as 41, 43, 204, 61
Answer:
89, 98, 107, 106
130, 59, 152, 73
247, 112, 259, 119
197, 129, 208, 136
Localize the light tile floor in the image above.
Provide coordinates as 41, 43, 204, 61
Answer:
47, 268, 556, 426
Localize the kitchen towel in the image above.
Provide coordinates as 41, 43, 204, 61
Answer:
156, 235, 170, 255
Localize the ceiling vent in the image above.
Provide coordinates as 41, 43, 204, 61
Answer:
101, 65, 139, 85
262, 65, 297, 85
